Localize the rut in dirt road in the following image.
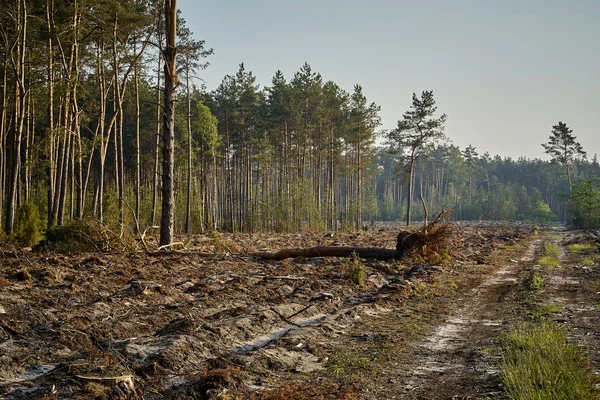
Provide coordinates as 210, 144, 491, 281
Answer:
399, 237, 543, 399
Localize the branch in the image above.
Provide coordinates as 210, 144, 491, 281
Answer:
420, 194, 428, 232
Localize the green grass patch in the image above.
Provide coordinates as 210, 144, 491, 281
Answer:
538, 256, 560, 266
534, 303, 563, 320
328, 352, 375, 377
568, 243, 595, 253
501, 322, 598, 400
544, 242, 560, 258
581, 257, 595, 266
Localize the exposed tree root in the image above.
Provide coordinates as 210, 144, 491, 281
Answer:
396, 209, 454, 258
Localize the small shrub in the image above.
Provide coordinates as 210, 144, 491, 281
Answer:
526, 270, 544, 291
427, 248, 452, 265
209, 230, 232, 253
11, 203, 42, 246
347, 252, 365, 287
37, 219, 124, 252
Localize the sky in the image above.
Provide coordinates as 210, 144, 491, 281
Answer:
177, 0, 600, 160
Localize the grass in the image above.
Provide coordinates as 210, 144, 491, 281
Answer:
538, 256, 560, 266
501, 321, 598, 400
568, 243, 595, 253
533, 303, 563, 320
544, 241, 560, 258
328, 352, 375, 377
581, 257, 595, 266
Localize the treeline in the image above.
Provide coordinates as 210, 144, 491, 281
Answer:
376, 146, 599, 224
1, 1, 598, 238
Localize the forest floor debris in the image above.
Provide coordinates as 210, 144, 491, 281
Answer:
1, 222, 599, 399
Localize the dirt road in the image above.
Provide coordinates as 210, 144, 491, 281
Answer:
394, 239, 540, 399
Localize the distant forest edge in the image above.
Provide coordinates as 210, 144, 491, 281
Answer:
1, 1, 599, 240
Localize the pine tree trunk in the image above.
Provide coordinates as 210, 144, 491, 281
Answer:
406, 152, 416, 226
566, 164, 572, 194
185, 67, 192, 234
23, 91, 31, 203
57, 120, 72, 226
96, 41, 107, 224
45, 0, 55, 227
134, 40, 141, 232
0, 44, 8, 231
5, 0, 27, 234
112, 24, 125, 234
71, 3, 83, 219
159, 0, 177, 247
152, 49, 162, 226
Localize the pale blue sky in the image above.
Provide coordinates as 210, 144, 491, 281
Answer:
178, 0, 600, 160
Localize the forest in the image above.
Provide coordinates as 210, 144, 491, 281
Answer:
1, 0, 599, 243
4, 2, 600, 399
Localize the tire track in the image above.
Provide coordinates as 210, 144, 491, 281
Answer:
399, 237, 542, 399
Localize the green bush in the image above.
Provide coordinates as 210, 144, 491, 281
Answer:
569, 177, 600, 229
11, 203, 42, 246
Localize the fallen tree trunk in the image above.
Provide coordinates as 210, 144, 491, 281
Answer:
253, 210, 454, 262
251, 246, 397, 261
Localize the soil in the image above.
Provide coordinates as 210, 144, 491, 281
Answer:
0, 223, 599, 399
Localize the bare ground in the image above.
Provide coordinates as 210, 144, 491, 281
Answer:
0, 223, 598, 399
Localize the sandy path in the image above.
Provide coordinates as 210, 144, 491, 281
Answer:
397, 238, 542, 399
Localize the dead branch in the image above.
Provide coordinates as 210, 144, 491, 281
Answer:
75, 374, 135, 391
147, 250, 217, 257
420, 194, 429, 231
157, 242, 185, 251
430, 209, 453, 226
256, 275, 307, 281
140, 225, 159, 250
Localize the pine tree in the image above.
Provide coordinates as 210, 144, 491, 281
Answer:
385, 91, 446, 225
160, 0, 177, 247
542, 121, 586, 193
